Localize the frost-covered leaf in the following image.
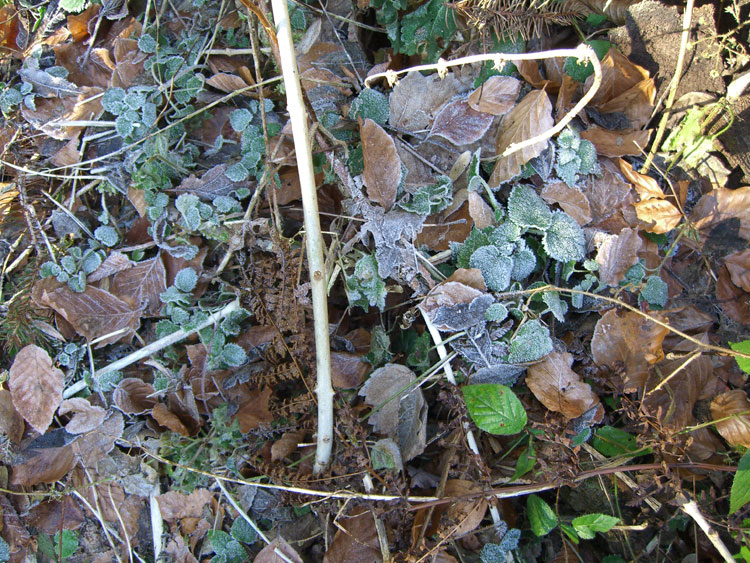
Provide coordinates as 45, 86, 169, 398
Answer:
468, 76, 520, 116
20, 59, 80, 98
102, 87, 126, 114
490, 89, 554, 186
9, 345, 64, 434
431, 293, 495, 331
388, 71, 463, 133
541, 291, 568, 322
361, 118, 401, 210
511, 245, 536, 280
543, 210, 586, 262
349, 88, 389, 126
595, 228, 642, 286
399, 0, 457, 61
453, 227, 492, 268
541, 182, 592, 226
507, 320, 552, 364
485, 302, 508, 322
230, 108, 254, 132
462, 384, 527, 435
94, 225, 119, 247
398, 176, 453, 216
470, 245, 513, 292
526, 351, 601, 420
641, 275, 668, 307
225, 162, 250, 182
110, 256, 167, 316
429, 98, 494, 146
508, 184, 552, 230
346, 254, 387, 311
174, 268, 198, 293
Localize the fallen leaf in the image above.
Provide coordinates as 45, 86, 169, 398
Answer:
526, 351, 602, 420
690, 186, 750, 245
361, 119, 401, 210
725, 249, 750, 292
152, 402, 190, 436
468, 76, 520, 116
712, 391, 750, 447
490, 89, 554, 186
157, 489, 214, 521
113, 378, 157, 414
11, 430, 77, 487
330, 351, 369, 389
617, 158, 664, 200
206, 72, 252, 94
173, 164, 254, 201
633, 199, 682, 234
27, 496, 85, 534
580, 158, 636, 229
598, 78, 656, 129
233, 386, 273, 433
72, 411, 124, 468
9, 345, 64, 434
429, 98, 495, 145
0, 5, 19, 50
0, 495, 31, 556
22, 86, 104, 140
595, 228, 643, 286
323, 506, 381, 563
67, 4, 100, 41
468, 190, 495, 228
87, 250, 133, 282
591, 309, 669, 392
110, 255, 167, 316
412, 479, 487, 544
38, 283, 142, 347
580, 126, 651, 157
716, 265, 750, 325
555, 74, 578, 124
360, 364, 427, 461
58, 398, 107, 434
165, 535, 199, 563
271, 430, 306, 462
541, 182, 592, 225
586, 48, 650, 106
0, 389, 24, 444
254, 537, 303, 563
389, 71, 464, 132
419, 272, 492, 332
516, 60, 553, 90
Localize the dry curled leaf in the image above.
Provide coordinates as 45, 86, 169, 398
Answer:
716, 266, 750, 325
412, 479, 487, 545
725, 249, 750, 292
271, 429, 306, 462
598, 78, 656, 130
490, 89, 554, 186
591, 309, 669, 392
388, 71, 464, 132
633, 199, 682, 234
157, 489, 214, 521
585, 48, 650, 106
0, 389, 24, 444
58, 398, 107, 434
113, 378, 157, 414
580, 126, 651, 157
72, 411, 124, 468
595, 228, 643, 286
690, 186, 750, 245
617, 158, 664, 200
526, 351, 602, 420
362, 118, 401, 210
254, 537, 303, 563
711, 390, 750, 447
468, 190, 495, 229
429, 98, 495, 145
541, 182, 592, 226
468, 76, 520, 116
9, 345, 64, 434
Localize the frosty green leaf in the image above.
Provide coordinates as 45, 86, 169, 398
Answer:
102, 87, 126, 115
349, 88, 390, 126
346, 254, 387, 311
60, 0, 87, 12
508, 184, 552, 230
554, 127, 601, 186
470, 245, 513, 291
81, 251, 102, 275
94, 225, 119, 247
115, 115, 134, 137
641, 275, 668, 307
462, 384, 527, 435
220, 344, 247, 367
511, 245, 536, 280
452, 227, 492, 269
485, 302, 508, 322
399, 0, 457, 61
230, 518, 257, 545
225, 163, 250, 182
542, 291, 568, 322
174, 268, 198, 292
138, 33, 157, 54
507, 320, 552, 363
398, 176, 453, 216
543, 210, 585, 262
230, 108, 254, 132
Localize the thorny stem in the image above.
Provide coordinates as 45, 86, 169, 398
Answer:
365, 44, 602, 161
270, 0, 334, 474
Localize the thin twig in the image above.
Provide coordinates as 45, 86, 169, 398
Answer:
270, 0, 334, 474
676, 493, 734, 563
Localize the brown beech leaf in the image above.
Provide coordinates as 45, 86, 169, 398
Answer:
58, 398, 107, 434
617, 158, 664, 200
711, 390, 750, 447
490, 89, 553, 186
323, 506, 381, 563
526, 351, 602, 420
429, 98, 495, 145
595, 228, 643, 286
0, 494, 31, 556
172, 164, 253, 201
271, 429, 306, 462
725, 249, 750, 292
330, 351, 369, 389
541, 182, 592, 225
11, 441, 76, 487
361, 118, 401, 210
716, 266, 750, 325
0, 389, 24, 444
157, 489, 213, 521
580, 126, 651, 157
468, 76, 520, 116
468, 190, 495, 228
72, 411, 124, 468
586, 48, 650, 106
690, 186, 750, 244
515, 60, 553, 90
38, 283, 142, 347
419, 270, 488, 331
412, 479, 487, 543
580, 159, 635, 228
27, 496, 85, 534
113, 378, 157, 414
388, 71, 464, 132
633, 199, 682, 234
110, 255, 167, 316
206, 72, 251, 94
9, 345, 64, 434
555, 74, 578, 124
87, 250, 132, 282
591, 309, 669, 392
233, 386, 273, 433
598, 78, 656, 130
254, 537, 303, 563
152, 402, 190, 436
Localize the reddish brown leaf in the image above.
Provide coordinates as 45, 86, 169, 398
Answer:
595, 228, 643, 286
711, 390, 750, 447
22, 86, 104, 140
11, 443, 76, 487
690, 186, 750, 245
490, 89, 554, 186
362, 118, 401, 210
271, 429, 306, 462
87, 251, 133, 282
0, 6, 19, 50
233, 386, 273, 433
72, 411, 124, 468
27, 496, 85, 534
0, 389, 24, 444
157, 489, 213, 521
580, 158, 635, 229
9, 345, 64, 434
468, 76, 520, 116
412, 479, 487, 543
716, 266, 750, 325
206, 72, 252, 94
152, 402, 190, 436
38, 283, 142, 347
586, 48, 650, 106
580, 126, 652, 157
468, 190, 495, 228
0, 494, 31, 556
429, 99, 495, 145
110, 255, 167, 316
415, 196, 473, 251
598, 78, 656, 130
254, 537, 304, 563
173, 164, 254, 201
516, 60, 553, 90
725, 249, 750, 292
323, 506, 381, 563
541, 182, 592, 226
555, 74, 578, 124
633, 199, 682, 234
165, 535, 199, 563
617, 158, 664, 200
58, 398, 107, 434
113, 378, 157, 414
330, 351, 369, 389
591, 309, 669, 392
67, 4, 100, 41
526, 351, 602, 420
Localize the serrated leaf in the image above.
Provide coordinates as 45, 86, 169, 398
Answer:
507, 320, 552, 364
469, 245, 513, 291
731, 451, 750, 514
462, 383, 527, 435
571, 513, 620, 539
453, 227, 492, 268
641, 275, 668, 307
508, 184, 552, 229
527, 494, 557, 536
399, 0, 457, 61
730, 341, 750, 374
543, 210, 586, 262
349, 88, 389, 126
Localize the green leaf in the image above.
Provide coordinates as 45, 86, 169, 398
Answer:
485, 302, 508, 322
209, 530, 246, 563
54, 530, 79, 560
470, 245, 513, 292
346, 254, 387, 311
399, 0, 457, 61
230, 518, 258, 544
507, 320, 552, 364
731, 451, 750, 514
586, 13, 609, 26
59, 0, 88, 12
508, 184, 552, 230
730, 341, 750, 374
364, 325, 393, 366
593, 426, 647, 457
398, 176, 453, 216
543, 210, 586, 262
527, 494, 557, 536
102, 87, 126, 114
640, 275, 668, 307
571, 513, 620, 539
560, 522, 579, 544
94, 225, 119, 247
462, 384, 527, 435
174, 268, 198, 292
230, 108, 254, 132
349, 88, 390, 126
511, 442, 536, 481
453, 227, 492, 269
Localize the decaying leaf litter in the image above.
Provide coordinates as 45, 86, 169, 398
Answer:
0, 0, 750, 560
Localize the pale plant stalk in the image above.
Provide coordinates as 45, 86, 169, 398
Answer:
270, 0, 334, 474
677, 493, 734, 562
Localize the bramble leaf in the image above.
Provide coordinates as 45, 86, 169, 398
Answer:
462, 384, 527, 435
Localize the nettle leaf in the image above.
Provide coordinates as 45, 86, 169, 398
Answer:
398, 176, 453, 216
462, 384, 527, 435
230, 108, 255, 132
511, 244, 536, 280
138, 33, 157, 53
94, 225, 119, 247
174, 268, 198, 292
507, 319, 552, 363
640, 275, 668, 307
554, 127, 601, 187
115, 115, 135, 137
346, 254, 387, 311
349, 88, 390, 126
102, 87, 126, 114
470, 245, 513, 292
571, 513, 620, 539
230, 518, 257, 545
60, 0, 87, 12
527, 495, 558, 537
452, 227, 492, 268
485, 302, 508, 322
225, 162, 250, 182
399, 0, 457, 61
543, 210, 586, 262
508, 184, 552, 230
542, 291, 568, 322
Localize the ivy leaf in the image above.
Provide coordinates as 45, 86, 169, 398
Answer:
462, 384, 527, 435
571, 513, 620, 539
507, 320, 552, 364
527, 495, 558, 536
543, 210, 586, 262
508, 184, 552, 230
